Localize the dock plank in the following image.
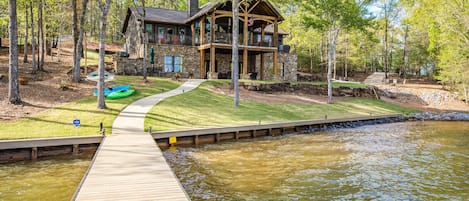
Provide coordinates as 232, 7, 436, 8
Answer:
74, 80, 204, 201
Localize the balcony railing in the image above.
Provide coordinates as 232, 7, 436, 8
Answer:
149, 33, 276, 48
149, 34, 192, 46
202, 32, 275, 47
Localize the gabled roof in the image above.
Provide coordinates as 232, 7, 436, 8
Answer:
185, 2, 219, 23
123, 0, 286, 34
185, 0, 284, 23
122, 7, 188, 33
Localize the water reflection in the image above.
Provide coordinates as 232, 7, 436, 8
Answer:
164, 121, 469, 200
0, 154, 93, 201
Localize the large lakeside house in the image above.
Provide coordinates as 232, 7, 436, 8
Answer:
115, 0, 297, 81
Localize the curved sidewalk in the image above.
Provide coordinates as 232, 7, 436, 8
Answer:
74, 79, 204, 201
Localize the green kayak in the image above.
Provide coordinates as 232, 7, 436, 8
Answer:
106, 89, 136, 100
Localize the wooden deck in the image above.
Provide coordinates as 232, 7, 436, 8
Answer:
72, 133, 189, 201
73, 80, 204, 201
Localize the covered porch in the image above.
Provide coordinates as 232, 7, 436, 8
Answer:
187, 0, 284, 80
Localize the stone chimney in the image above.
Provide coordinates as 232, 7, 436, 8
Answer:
187, 0, 199, 16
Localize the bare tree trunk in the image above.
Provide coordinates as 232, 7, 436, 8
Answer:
72, 0, 79, 82
9, 0, 22, 105
72, 0, 89, 83
55, 3, 63, 62
327, 25, 340, 104
389, 30, 394, 76
309, 48, 313, 75
383, 1, 388, 79
344, 30, 348, 79
38, 0, 44, 71
320, 35, 324, 78
232, 0, 240, 107
402, 25, 408, 79
23, 2, 28, 63
142, 0, 147, 82
97, 0, 111, 109
30, 0, 36, 74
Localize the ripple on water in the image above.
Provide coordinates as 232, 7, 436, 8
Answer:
0, 154, 93, 201
164, 121, 469, 200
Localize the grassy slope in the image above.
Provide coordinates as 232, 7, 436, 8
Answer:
0, 76, 180, 140
145, 81, 418, 131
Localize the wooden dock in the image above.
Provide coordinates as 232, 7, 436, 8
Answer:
0, 136, 102, 163
152, 114, 403, 148
73, 80, 204, 201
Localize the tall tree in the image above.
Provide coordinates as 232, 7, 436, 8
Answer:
30, 0, 36, 74
232, 0, 240, 107
303, 0, 371, 103
72, 0, 79, 82
37, 0, 44, 71
8, 0, 21, 105
97, 0, 111, 109
72, 0, 89, 83
23, 1, 28, 63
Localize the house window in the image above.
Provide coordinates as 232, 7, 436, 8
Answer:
164, 55, 183, 72
145, 23, 155, 43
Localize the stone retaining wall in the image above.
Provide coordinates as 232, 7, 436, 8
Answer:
241, 82, 379, 98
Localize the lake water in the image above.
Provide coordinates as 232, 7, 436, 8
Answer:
0, 154, 93, 201
163, 121, 469, 200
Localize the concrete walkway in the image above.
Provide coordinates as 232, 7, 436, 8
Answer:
74, 79, 204, 201
363, 72, 385, 85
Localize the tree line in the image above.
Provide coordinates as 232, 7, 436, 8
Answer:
277, 0, 468, 103
3, 0, 468, 107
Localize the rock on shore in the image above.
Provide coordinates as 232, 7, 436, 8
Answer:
409, 112, 469, 121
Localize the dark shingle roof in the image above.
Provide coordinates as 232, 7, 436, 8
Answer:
131, 7, 188, 24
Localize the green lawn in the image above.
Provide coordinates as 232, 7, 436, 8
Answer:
144, 81, 418, 131
0, 76, 180, 140
82, 49, 112, 66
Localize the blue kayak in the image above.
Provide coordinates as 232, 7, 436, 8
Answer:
93, 85, 131, 96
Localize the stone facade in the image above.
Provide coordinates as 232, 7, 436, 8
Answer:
257, 52, 297, 81
125, 14, 143, 59
120, 11, 297, 81
115, 46, 298, 81
114, 44, 200, 78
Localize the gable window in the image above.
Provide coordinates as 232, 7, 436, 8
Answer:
164, 55, 183, 72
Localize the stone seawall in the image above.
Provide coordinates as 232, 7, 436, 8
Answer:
240, 82, 380, 98
409, 112, 469, 121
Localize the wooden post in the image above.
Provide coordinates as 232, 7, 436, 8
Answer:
273, 19, 278, 76
191, 23, 195, 46
260, 53, 264, 80
235, 131, 239, 140
194, 135, 199, 145
210, 13, 215, 43
243, 49, 248, 76
73, 144, 79, 155
200, 17, 205, 44
243, 7, 248, 77
216, 133, 220, 142
210, 46, 215, 73
200, 49, 205, 78
268, 128, 273, 136
261, 24, 265, 45
31, 147, 38, 160
252, 130, 256, 138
